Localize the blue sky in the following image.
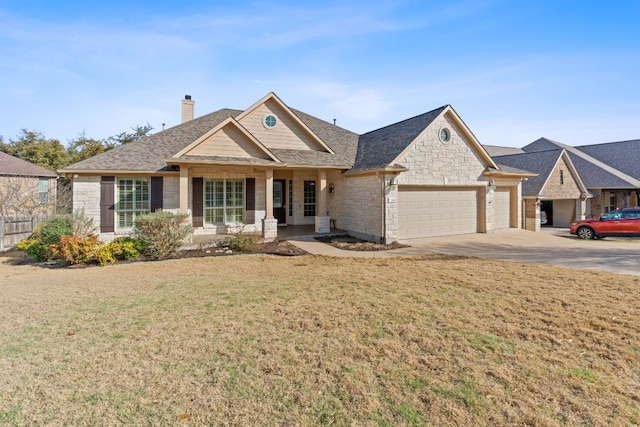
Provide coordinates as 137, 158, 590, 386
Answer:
0, 0, 638, 148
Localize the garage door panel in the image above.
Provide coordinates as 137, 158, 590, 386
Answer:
398, 188, 479, 239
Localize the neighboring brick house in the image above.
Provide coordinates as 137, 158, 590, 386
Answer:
59, 92, 531, 243
0, 151, 57, 216
491, 149, 589, 230
522, 138, 640, 218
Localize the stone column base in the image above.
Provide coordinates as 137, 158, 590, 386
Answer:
262, 218, 278, 241
315, 216, 330, 234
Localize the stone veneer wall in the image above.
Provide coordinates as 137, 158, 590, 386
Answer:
544, 158, 582, 199
588, 191, 603, 217
524, 198, 540, 232
398, 114, 487, 186
72, 176, 101, 230
339, 174, 384, 242
0, 175, 57, 216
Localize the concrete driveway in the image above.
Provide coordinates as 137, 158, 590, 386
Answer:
291, 228, 640, 276
397, 228, 640, 276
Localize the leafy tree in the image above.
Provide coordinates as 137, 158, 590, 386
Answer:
1, 129, 69, 171
105, 123, 153, 147
67, 131, 108, 164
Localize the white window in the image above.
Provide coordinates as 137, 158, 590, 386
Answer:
38, 178, 50, 203
304, 180, 316, 217
604, 192, 616, 213
204, 179, 244, 225
117, 177, 150, 229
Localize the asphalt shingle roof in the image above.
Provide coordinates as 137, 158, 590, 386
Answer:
350, 106, 447, 173
575, 139, 640, 180
492, 149, 563, 197
522, 137, 640, 189
0, 151, 57, 177
61, 107, 360, 172
483, 145, 524, 157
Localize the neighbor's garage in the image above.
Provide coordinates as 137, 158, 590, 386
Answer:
493, 187, 512, 229
398, 186, 479, 239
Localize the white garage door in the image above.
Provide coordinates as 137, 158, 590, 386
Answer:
493, 187, 511, 229
398, 187, 478, 239
553, 199, 575, 227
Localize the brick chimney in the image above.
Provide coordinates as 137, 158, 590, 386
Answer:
181, 95, 194, 123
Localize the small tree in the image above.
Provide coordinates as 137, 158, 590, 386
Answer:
133, 211, 192, 259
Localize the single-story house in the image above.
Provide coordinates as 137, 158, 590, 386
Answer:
522, 138, 640, 217
0, 151, 57, 216
491, 148, 590, 230
60, 92, 532, 242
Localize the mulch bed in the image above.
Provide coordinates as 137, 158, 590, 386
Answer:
314, 234, 410, 251
180, 240, 308, 258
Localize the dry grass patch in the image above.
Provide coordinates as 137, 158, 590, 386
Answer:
1, 253, 639, 426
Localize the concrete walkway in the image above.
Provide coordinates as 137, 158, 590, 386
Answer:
288, 228, 640, 276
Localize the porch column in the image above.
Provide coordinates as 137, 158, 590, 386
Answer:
318, 170, 327, 217
265, 168, 274, 219
315, 170, 330, 233
262, 168, 278, 241
179, 166, 189, 214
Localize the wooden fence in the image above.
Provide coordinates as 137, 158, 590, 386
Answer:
0, 215, 51, 251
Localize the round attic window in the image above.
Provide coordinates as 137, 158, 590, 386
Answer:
439, 128, 451, 143
263, 114, 278, 129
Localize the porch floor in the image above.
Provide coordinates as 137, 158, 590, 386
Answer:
190, 224, 344, 245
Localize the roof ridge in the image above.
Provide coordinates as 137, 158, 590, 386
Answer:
576, 138, 640, 149
565, 144, 640, 187
493, 148, 563, 159
360, 105, 448, 136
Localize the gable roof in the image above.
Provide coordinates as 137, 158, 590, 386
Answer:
60, 106, 360, 173
172, 117, 281, 162
60, 93, 514, 177
493, 149, 564, 196
351, 106, 447, 173
574, 139, 640, 180
350, 105, 498, 173
523, 137, 640, 188
483, 145, 524, 157
0, 151, 57, 177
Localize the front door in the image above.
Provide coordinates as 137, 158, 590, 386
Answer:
273, 180, 286, 224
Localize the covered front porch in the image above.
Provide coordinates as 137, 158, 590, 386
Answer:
190, 223, 345, 246
174, 164, 342, 241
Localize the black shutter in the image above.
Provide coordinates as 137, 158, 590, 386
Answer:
245, 178, 255, 224
192, 178, 203, 227
150, 176, 163, 212
100, 176, 115, 233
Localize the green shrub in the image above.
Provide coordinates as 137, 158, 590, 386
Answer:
16, 238, 50, 262
37, 215, 73, 246
134, 211, 192, 259
225, 231, 259, 252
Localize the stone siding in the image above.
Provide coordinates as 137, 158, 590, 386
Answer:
340, 174, 384, 242
72, 176, 101, 229
397, 114, 487, 186
0, 175, 56, 216
524, 198, 540, 232
543, 158, 581, 199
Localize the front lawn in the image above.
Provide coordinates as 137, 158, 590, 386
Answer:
1, 253, 639, 425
